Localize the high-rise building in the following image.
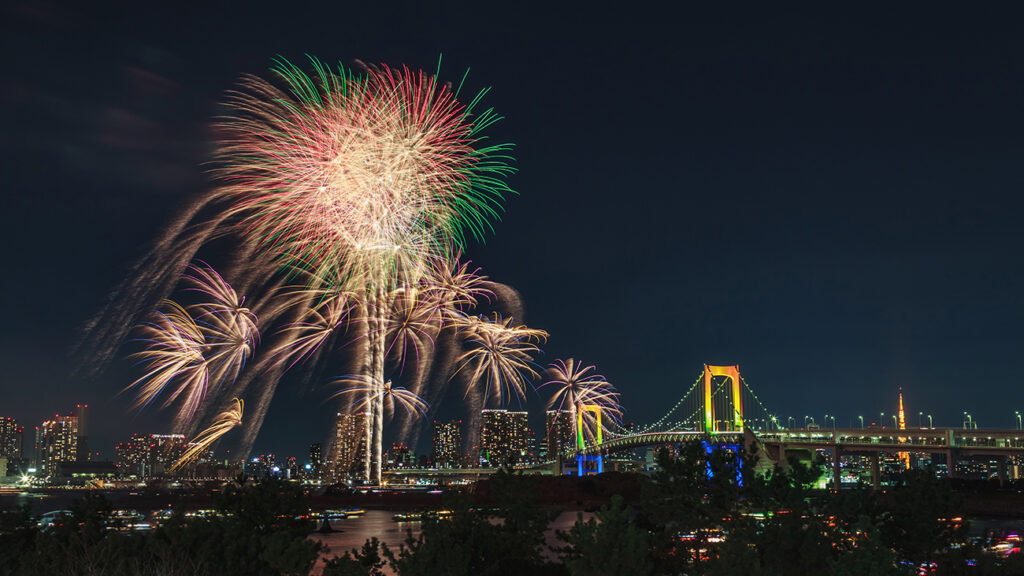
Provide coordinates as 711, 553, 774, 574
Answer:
309, 442, 323, 479
385, 442, 415, 469
433, 420, 462, 468
114, 433, 187, 477
38, 412, 79, 475
75, 404, 89, 461
115, 434, 151, 477
480, 409, 529, 467
0, 417, 24, 460
0, 417, 24, 476
33, 426, 42, 470
329, 412, 368, 481
544, 410, 576, 462
151, 434, 186, 474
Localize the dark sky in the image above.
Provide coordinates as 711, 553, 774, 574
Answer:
3, 2, 1024, 459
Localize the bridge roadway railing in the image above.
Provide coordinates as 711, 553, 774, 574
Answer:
755, 428, 1024, 454
582, 428, 1024, 456
580, 430, 745, 455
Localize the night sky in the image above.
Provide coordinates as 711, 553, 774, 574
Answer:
4, 3, 1024, 459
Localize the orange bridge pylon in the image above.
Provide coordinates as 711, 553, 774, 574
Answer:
703, 365, 744, 433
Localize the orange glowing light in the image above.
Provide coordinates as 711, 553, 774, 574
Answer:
703, 365, 742, 433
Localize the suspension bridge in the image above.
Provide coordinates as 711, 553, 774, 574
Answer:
577, 364, 1024, 487
583, 364, 780, 455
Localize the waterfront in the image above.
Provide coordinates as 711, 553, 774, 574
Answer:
307, 509, 590, 575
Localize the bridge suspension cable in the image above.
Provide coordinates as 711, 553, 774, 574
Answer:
739, 375, 780, 429
601, 368, 781, 448
607, 372, 704, 437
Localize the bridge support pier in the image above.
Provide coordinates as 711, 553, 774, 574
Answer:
870, 453, 880, 491
832, 447, 841, 490
998, 455, 1009, 487
946, 449, 959, 478
778, 444, 789, 471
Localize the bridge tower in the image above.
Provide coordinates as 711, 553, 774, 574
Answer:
703, 365, 744, 433
576, 404, 603, 475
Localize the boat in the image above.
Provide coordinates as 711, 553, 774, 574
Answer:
392, 510, 453, 523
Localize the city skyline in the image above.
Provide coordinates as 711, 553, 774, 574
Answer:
5, 384, 1021, 471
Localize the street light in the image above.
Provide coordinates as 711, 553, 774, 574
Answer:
927, 414, 933, 428
787, 416, 795, 429
891, 415, 897, 428
804, 416, 811, 427
880, 412, 886, 428
1016, 411, 1021, 431
963, 412, 975, 430
918, 411, 923, 428
858, 415, 864, 429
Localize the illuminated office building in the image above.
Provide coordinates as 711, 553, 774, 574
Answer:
480, 409, 529, 467
309, 442, 323, 478
38, 412, 79, 475
544, 410, 576, 462
151, 434, 187, 473
0, 417, 24, 460
115, 434, 150, 477
114, 433, 187, 477
75, 404, 89, 461
0, 417, 24, 476
433, 420, 462, 468
329, 411, 368, 480
385, 442, 415, 469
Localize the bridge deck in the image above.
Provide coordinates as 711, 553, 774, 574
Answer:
583, 428, 1024, 456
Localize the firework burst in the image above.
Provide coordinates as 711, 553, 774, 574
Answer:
127, 301, 209, 422
540, 358, 622, 445
84, 57, 518, 484
215, 57, 514, 484
216, 58, 513, 292
452, 313, 547, 407
169, 398, 244, 473
184, 263, 259, 388
267, 289, 354, 371
128, 264, 260, 428
332, 377, 428, 420
421, 253, 493, 322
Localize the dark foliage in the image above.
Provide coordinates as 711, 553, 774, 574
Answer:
0, 478, 319, 576
2, 452, 1019, 575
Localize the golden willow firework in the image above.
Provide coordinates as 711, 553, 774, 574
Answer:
183, 263, 259, 388
540, 358, 623, 445
169, 398, 244, 473
382, 288, 440, 375
266, 289, 354, 371
128, 301, 209, 422
332, 377, 428, 419
421, 252, 494, 322
127, 264, 259, 428
452, 313, 548, 407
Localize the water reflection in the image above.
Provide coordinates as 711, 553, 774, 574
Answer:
308, 509, 592, 575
